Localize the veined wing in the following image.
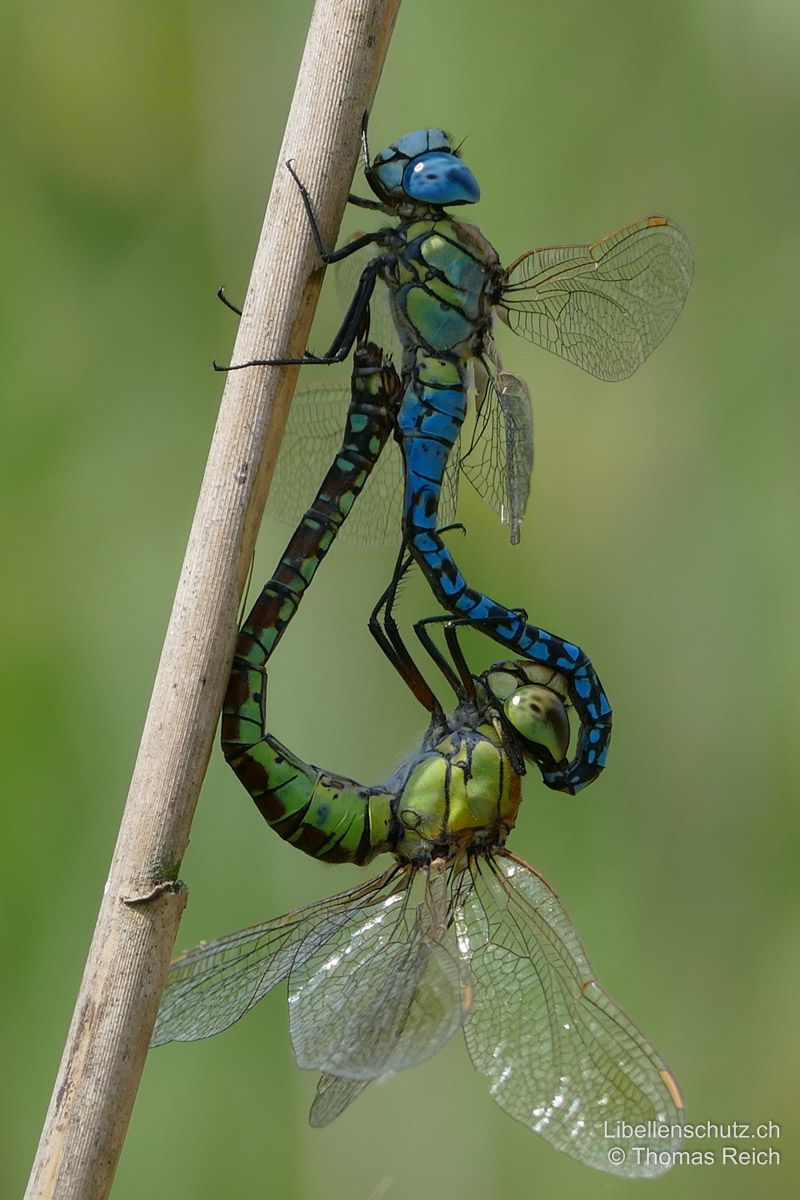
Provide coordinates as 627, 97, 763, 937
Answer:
152, 868, 400, 1045
460, 357, 533, 545
288, 861, 464, 1080
456, 852, 684, 1177
268, 379, 407, 548
497, 217, 693, 381
308, 1072, 371, 1127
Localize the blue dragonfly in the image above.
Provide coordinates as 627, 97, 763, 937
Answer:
219, 121, 693, 794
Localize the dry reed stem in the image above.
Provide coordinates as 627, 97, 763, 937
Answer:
25, 2, 401, 1196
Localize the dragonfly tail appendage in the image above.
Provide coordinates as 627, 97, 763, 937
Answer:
221, 344, 401, 862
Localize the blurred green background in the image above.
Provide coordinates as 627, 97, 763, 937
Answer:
2, 0, 798, 1196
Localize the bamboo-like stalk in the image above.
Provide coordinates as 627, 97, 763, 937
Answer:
25, 2, 400, 1196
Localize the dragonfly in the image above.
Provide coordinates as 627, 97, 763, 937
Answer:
218, 120, 694, 794
222, 334, 568, 842
154, 346, 686, 1177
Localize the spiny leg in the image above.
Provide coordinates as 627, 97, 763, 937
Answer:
214, 162, 388, 371
413, 612, 463, 700
217, 286, 242, 316
368, 545, 445, 724
407, 526, 472, 699
412, 607, 529, 706
213, 255, 384, 370
414, 612, 535, 779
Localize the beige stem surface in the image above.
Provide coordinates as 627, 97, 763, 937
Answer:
24, 2, 400, 1196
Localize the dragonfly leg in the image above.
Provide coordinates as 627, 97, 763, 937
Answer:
213, 256, 385, 370
413, 613, 464, 699
212, 159, 385, 365
368, 545, 446, 725
414, 607, 529, 690
348, 192, 387, 212
284, 160, 383, 266
217, 286, 242, 316
411, 596, 500, 706
415, 596, 527, 703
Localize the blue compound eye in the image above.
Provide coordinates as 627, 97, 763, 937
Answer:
402, 152, 480, 205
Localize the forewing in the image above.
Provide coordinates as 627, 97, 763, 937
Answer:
152, 869, 398, 1045
497, 216, 693, 380
457, 852, 684, 1177
289, 862, 463, 1080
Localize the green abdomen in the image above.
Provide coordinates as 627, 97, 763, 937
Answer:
221, 345, 400, 865
226, 716, 393, 864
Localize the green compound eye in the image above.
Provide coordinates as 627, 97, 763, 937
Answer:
504, 685, 570, 762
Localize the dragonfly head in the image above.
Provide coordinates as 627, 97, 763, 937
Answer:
367, 129, 480, 208
483, 663, 571, 766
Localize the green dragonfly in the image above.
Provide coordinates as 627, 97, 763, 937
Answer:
154, 344, 684, 1177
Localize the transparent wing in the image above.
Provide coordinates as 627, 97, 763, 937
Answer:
459, 360, 533, 545
267, 380, 404, 549
289, 862, 463, 1080
308, 1073, 371, 1127
270, 384, 460, 547
152, 869, 400, 1045
497, 216, 694, 381
457, 852, 684, 1178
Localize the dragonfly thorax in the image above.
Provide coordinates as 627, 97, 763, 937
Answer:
390, 719, 521, 865
380, 217, 499, 362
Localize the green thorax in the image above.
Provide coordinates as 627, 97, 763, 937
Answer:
387, 217, 501, 360
388, 711, 521, 865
